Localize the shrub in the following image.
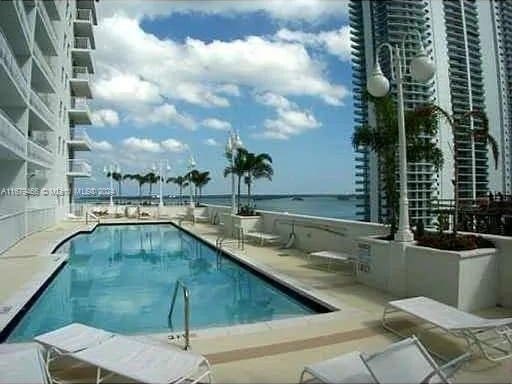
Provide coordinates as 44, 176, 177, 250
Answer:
415, 232, 494, 251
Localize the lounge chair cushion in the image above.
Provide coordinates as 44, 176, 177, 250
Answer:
73, 335, 206, 384
388, 297, 512, 330
35, 323, 114, 353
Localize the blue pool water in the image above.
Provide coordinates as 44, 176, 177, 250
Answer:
7, 224, 322, 342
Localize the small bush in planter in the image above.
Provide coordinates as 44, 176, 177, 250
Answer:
238, 204, 257, 216
415, 232, 494, 251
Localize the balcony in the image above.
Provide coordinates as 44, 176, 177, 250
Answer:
0, 109, 25, 160
69, 97, 91, 125
68, 159, 92, 177
35, 0, 58, 55
72, 37, 94, 73
74, 9, 95, 48
32, 43, 57, 92
30, 90, 56, 129
70, 66, 92, 98
68, 127, 92, 151
27, 139, 54, 169
0, 26, 28, 99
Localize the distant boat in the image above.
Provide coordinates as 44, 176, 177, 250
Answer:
337, 195, 350, 200
291, 196, 304, 201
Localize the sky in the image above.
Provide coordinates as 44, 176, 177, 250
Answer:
78, 0, 355, 196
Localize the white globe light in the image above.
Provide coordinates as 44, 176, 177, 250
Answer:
367, 64, 390, 98
410, 51, 436, 82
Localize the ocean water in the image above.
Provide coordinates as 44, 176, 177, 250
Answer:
199, 195, 359, 220
7, 224, 319, 341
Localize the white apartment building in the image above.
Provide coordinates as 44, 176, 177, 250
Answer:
0, 0, 97, 253
351, 0, 511, 225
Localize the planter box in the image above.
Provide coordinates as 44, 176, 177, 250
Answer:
406, 245, 497, 311
357, 236, 498, 311
223, 214, 262, 237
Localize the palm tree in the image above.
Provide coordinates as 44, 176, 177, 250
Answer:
107, 171, 123, 196
409, 105, 499, 234
144, 172, 159, 196
244, 152, 273, 205
353, 93, 443, 235
224, 148, 249, 211
166, 175, 189, 204
124, 174, 147, 198
194, 171, 211, 204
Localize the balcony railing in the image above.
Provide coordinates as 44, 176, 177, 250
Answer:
72, 66, 91, 81
68, 159, 92, 176
37, 0, 58, 47
74, 37, 91, 50
70, 127, 92, 147
30, 90, 56, 127
70, 97, 89, 111
33, 43, 56, 87
0, 27, 28, 97
27, 139, 54, 168
0, 109, 25, 158
76, 8, 93, 23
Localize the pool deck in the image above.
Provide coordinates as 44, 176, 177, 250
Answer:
1, 218, 511, 383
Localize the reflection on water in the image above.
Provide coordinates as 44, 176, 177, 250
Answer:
8, 225, 315, 342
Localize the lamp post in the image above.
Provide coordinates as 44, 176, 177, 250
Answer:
367, 30, 436, 242
226, 130, 243, 215
152, 160, 171, 207
187, 154, 196, 207
103, 163, 120, 209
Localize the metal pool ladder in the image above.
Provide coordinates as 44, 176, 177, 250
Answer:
168, 280, 191, 350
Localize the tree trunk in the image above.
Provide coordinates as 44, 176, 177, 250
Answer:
138, 184, 142, 198
118, 181, 122, 197
247, 175, 252, 206
237, 176, 242, 212
179, 185, 182, 205
149, 184, 153, 195
453, 141, 459, 235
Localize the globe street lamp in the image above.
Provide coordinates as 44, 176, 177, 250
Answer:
226, 130, 244, 215
103, 163, 120, 208
367, 30, 436, 242
152, 160, 171, 207
187, 154, 196, 208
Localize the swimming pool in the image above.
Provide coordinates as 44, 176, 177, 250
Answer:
7, 224, 327, 342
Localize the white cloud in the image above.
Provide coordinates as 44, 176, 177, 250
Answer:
121, 137, 189, 155
276, 26, 352, 61
122, 137, 162, 153
97, 1, 348, 23
132, 103, 196, 129
93, 72, 161, 105
204, 138, 220, 146
161, 138, 189, 153
91, 140, 113, 151
201, 118, 231, 131
91, 109, 120, 126
254, 92, 321, 140
94, 14, 348, 117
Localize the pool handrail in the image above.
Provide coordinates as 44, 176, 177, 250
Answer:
169, 279, 191, 350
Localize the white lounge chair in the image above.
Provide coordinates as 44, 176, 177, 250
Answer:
300, 336, 468, 384
35, 323, 114, 369
245, 231, 281, 246
308, 251, 356, 273
0, 344, 51, 384
194, 214, 210, 224
382, 296, 512, 362
35, 323, 212, 384
72, 335, 212, 384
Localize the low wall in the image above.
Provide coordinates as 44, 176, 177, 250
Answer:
204, 204, 388, 255
0, 207, 56, 254
358, 235, 500, 311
